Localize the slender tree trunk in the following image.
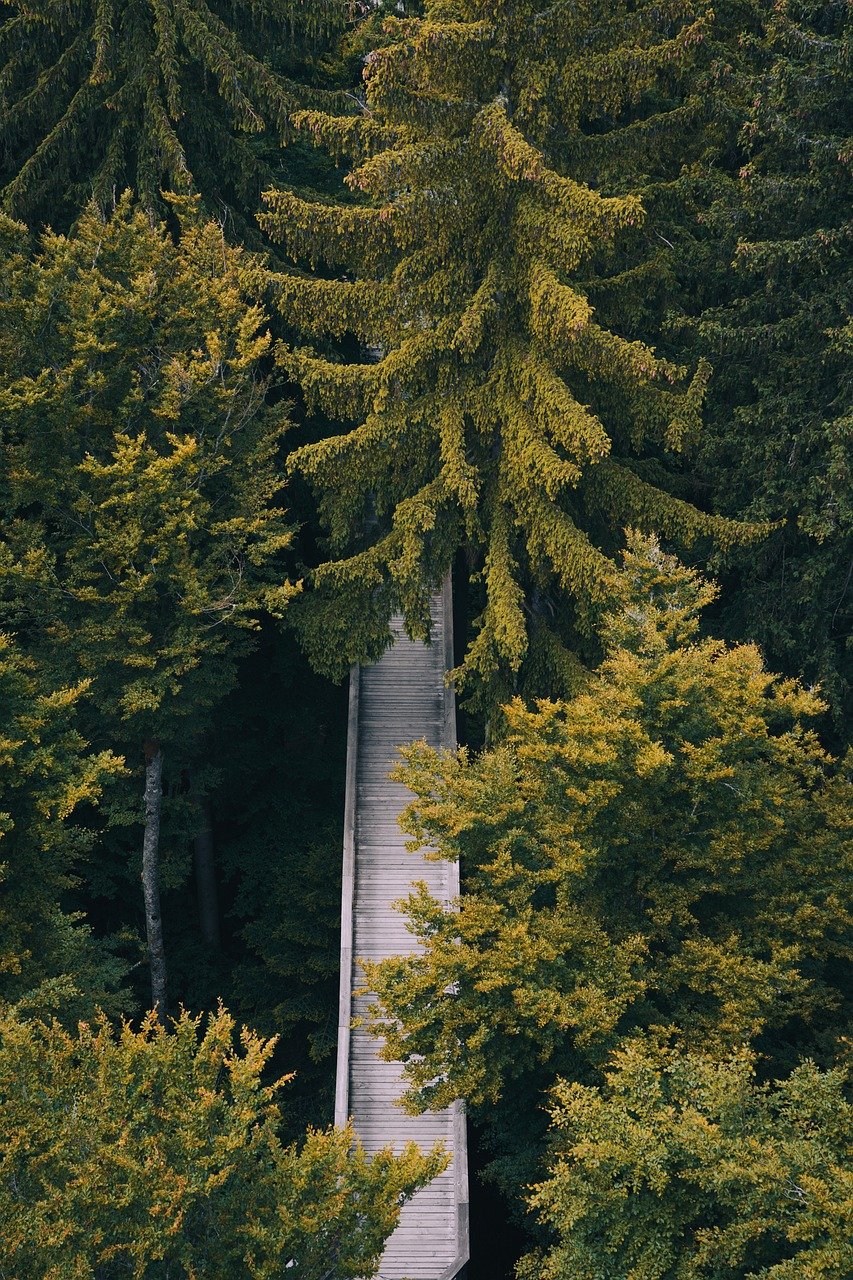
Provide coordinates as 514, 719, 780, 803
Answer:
142, 740, 167, 1015
193, 797, 221, 951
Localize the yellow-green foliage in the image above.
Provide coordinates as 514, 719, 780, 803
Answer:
260, 0, 768, 703
0, 1004, 445, 1279
362, 537, 851, 1123
521, 1047, 853, 1280
0, 194, 295, 754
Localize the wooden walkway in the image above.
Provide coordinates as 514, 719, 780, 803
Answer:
335, 576, 469, 1279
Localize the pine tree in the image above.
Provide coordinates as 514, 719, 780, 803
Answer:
260, 0, 767, 708
684, 0, 852, 727
0, 196, 295, 1011
0, 0, 347, 232
362, 534, 852, 1201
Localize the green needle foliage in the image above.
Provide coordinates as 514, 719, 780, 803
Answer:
521, 1046, 853, 1280
260, 0, 766, 709
0, 631, 126, 1019
0, 0, 347, 230
363, 534, 851, 1192
691, 0, 852, 728
0, 1004, 445, 1279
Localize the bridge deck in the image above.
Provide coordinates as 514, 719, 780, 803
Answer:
335, 577, 469, 1279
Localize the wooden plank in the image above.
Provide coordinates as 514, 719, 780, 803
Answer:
336, 573, 469, 1279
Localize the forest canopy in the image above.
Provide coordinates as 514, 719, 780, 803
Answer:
0, 1, 850, 1277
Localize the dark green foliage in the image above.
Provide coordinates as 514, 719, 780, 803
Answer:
686, 1, 852, 727
0, 0, 347, 232
214, 626, 348, 1133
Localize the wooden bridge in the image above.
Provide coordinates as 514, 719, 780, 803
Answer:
335, 576, 469, 1279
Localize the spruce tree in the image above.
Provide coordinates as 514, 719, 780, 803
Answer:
689, 0, 852, 728
0, 0, 346, 232
260, 0, 766, 708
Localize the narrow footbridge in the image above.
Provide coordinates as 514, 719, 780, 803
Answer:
335, 576, 469, 1279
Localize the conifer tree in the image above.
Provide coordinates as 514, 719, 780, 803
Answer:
362, 535, 852, 1198
260, 0, 766, 707
689, 0, 852, 728
0, 0, 346, 232
0, 196, 294, 1012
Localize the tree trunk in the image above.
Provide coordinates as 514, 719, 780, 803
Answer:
142, 740, 167, 1015
193, 797, 221, 951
